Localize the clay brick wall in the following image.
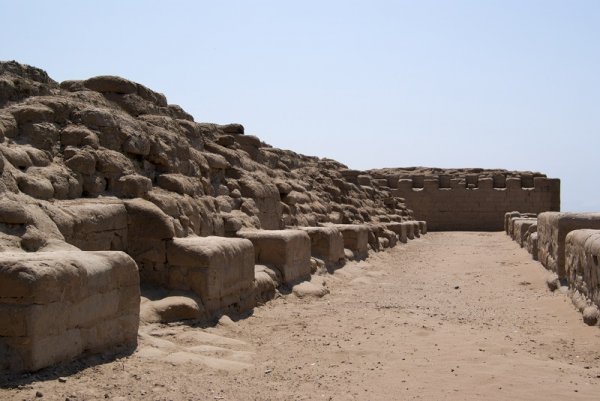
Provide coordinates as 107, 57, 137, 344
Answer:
390, 176, 560, 231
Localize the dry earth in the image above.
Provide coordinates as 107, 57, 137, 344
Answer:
2, 232, 600, 401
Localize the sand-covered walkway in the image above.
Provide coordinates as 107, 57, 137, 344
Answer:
3, 232, 600, 400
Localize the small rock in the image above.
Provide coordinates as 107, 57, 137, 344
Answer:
292, 281, 329, 298
58, 377, 67, 383
582, 306, 599, 326
546, 273, 559, 291
35, 391, 43, 398
218, 315, 236, 327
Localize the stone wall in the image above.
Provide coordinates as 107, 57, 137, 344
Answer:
506, 211, 600, 326
0, 251, 139, 372
565, 229, 600, 313
537, 212, 600, 279
389, 176, 560, 231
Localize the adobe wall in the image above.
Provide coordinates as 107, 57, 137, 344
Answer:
390, 176, 560, 231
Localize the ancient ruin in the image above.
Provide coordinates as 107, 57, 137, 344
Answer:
2, 60, 599, 392
506, 211, 600, 325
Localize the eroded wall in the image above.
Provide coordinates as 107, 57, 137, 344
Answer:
390, 176, 560, 231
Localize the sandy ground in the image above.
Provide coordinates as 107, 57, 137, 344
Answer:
2, 231, 600, 401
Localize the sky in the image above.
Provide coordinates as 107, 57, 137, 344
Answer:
2, 0, 599, 211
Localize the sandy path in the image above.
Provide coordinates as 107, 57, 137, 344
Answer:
2, 232, 600, 401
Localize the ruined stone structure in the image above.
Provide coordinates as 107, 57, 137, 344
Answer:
0, 61, 564, 373
506, 211, 600, 326
368, 169, 560, 231
0, 61, 419, 372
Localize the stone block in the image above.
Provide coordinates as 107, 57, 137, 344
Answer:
396, 179, 413, 191
423, 179, 438, 191
478, 178, 493, 190
565, 230, 600, 308
401, 221, 415, 240
418, 221, 427, 235
504, 211, 521, 234
334, 224, 369, 260
237, 229, 311, 284
506, 178, 521, 190
166, 236, 255, 316
0, 251, 139, 372
383, 222, 408, 243
512, 218, 536, 247
527, 232, 539, 260
357, 175, 372, 186
411, 221, 421, 237
538, 212, 600, 279
299, 226, 345, 268
49, 199, 128, 251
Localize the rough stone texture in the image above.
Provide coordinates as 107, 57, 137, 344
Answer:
565, 229, 600, 310
507, 214, 536, 239
375, 172, 560, 230
383, 222, 408, 244
401, 221, 415, 240
140, 295, 204, 324
527, 231, 539, 260
0, 61, 567, 373
504, 211, 521, 234
124, 198, 175, 285
0, 61, 412, 246
47, 199, 128, 251
512, 218, 537, 247
0, 251, 139, 372
333, 224, 369, 260
538, 212, 600, 279
165, 236, 255, 317
299, 226, 345, 269
237, 229, 311, 285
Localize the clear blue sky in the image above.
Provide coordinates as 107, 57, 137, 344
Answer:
2, 0, 599, 211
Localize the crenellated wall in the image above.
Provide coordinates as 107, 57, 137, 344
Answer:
388, 176, 560, 231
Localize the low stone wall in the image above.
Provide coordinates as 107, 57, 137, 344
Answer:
238, 229, 312, 285
333, 224, 369, 260
505, 211, 600, 325
565, 230, 600, 313
166, 236, 256, 316
0, 251, 140, 372
299, 226, 345, 269
537, 212, 600, 279
1, 193, 427, 373
512, 218, 537, 247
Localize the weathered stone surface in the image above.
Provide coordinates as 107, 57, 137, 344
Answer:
527, 231, 539, 260
504, 211, 521, 234
376, 169, 559, 230
140, 295, 204, 323
512, 218, 537, 247
48, 199, 128, 251
0, 251, 139, 372
565, 229, 600, 310
111, 174, 152, 198
84, 75, 138, 94
384, 222, 408, 243
333, 224, 369, 260
166, 236, 255, 316
299, 226, 345, 269
237, 229, 311, 284
401, 221, 415, 241
538, 212, 600, 278
124, 199, 175, 240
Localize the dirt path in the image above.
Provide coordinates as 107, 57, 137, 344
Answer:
3, 232, 600, 401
